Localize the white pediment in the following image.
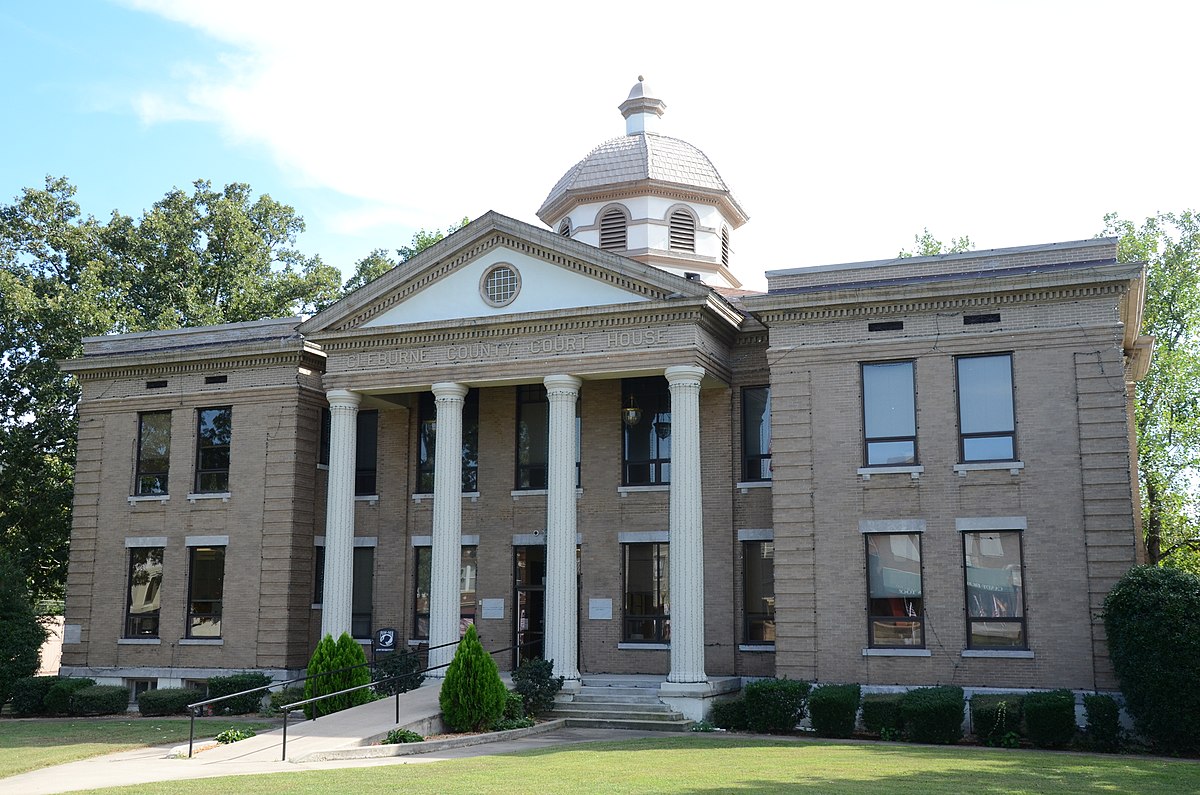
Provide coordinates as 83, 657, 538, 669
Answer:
362, 245, 647, 328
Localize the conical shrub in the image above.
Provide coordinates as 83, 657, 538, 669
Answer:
439, 624, 507, 731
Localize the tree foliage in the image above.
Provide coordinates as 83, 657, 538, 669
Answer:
0, 553, 47, 707
343, 217, 470, 294
439, 623, 508, 732
1103, 211, 1200, 571
897, 227, 973, 258
303, 632, 372, 718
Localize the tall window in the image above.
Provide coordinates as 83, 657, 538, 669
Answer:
186, 546, 225, 638
135, 412, 171, 496
668, 208, 696, 252
599, 207, 627, 250
312, 545, 375, 640
319, 409, 379, 496
416, 390, 479, 493
957, 354, 1016, 462
964, 531, 1026, 649
124, 547, 163, 637
195, 407, 231, 493
516, 384, 580, 490
623, 542, 669, 643
412, 546, 477, 640
622, 377, 670, 486
862, 361, 916, 466
742, 386, 772, 481
866, 533, 924, 648
743, 541, 775, 644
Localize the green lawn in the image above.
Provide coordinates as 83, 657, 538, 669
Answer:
72, 736, 1200, 795
0, 718, 276, 780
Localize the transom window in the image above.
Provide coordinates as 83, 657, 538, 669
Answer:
957, 353, 1016, 462
623, 542, 669, 643
866, 533, 924, 648
481, 264, 521, 307
599, 207, 628, 250
668, 208, 696, 252
964, 531, 1026, 649
135, 411, 171, 496
862, 361, 917, 466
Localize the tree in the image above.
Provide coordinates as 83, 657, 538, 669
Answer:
0, 552, 47, 706
342, 217, 471, 296
439, 623, 507, 732
898, 227, 973, 258
1103, 211, 1200, 572
395, 217, 470, 264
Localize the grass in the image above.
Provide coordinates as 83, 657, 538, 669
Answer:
67, 736, 1200, 794
0, 717, 275, 780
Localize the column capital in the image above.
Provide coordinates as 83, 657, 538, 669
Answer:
326, 389, 361, 409
665, 365, 705, 385
543, 374, 582, 393
432, 381, 469, 399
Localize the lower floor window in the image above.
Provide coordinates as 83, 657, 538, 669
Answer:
313, 545, 375, 640
743, 541, 775, 643
124, 546, 163, 638
126, 678, 156, 704
623, 542, 669, 642
964, 531, 1026, 649
186, 546, 225, 638
866, 533, 924, 647
412, 546, 478, 640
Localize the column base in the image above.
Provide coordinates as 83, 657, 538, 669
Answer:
658, 677, 742, 721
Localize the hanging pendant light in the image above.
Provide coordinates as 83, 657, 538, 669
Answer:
622, 395, 642, 426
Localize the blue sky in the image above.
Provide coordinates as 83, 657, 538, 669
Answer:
3, 1, 1198, 290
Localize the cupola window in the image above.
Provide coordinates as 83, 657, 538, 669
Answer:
721, 227, 731, 268
599, 208, 627, 250
558, 218, 572, 237
669, 209, 696, 253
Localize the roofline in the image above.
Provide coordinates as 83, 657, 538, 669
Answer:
80, 316, 302, 346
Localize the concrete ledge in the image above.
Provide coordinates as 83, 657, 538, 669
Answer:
292, 719, 567, 762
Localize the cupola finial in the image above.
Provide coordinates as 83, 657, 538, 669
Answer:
619, 76, 665, 135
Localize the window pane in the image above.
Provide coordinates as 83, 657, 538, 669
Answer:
195, 407, 231, 493
962, 436, 1014, 462
412, 545, 477, 640
517, 385, 549, 490
125, 547, 163, 637
136, 412, 171, 495
958, 355, 1014, 434
742, 387, 771, 481
863, 362, 915, 439
352, 546, 374, 639
623, 542, 669, 642
970, 621, 1024, 648
417, 391, 478, 493
964, 532, 1023, 618
355, 411, 378, 496
743, 541, 775, 643
622, 378, 670, 486
188, 546, 225, 638
867, 533, 924, 647
866, 440, 916, 466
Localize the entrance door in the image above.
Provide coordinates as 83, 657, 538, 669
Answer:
514, 546, 546, 667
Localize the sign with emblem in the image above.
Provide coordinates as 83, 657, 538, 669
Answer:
374, 627, 397, 654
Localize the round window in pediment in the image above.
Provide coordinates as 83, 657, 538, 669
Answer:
481, 263, 521, 307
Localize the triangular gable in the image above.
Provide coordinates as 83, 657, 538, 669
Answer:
300, 211, 713, 335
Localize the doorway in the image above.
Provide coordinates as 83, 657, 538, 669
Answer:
513, 546, 546, 667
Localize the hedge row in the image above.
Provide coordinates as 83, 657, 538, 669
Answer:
7, 676, 128, 716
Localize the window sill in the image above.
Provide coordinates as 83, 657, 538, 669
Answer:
510, 488, 584, 500
117, 637, 161, 645
317, 463, 329, 471
736, 481, 772, 494
311, 603, 322, 610
858, 466, 923, 481
961, 649, 1034, 659
617, 485, 670, 496
187, 492, 230, 503
179, 638, 224, 646
953, 461, 1024, 476
128, 494, 169, 505
618, 642, 669, 650
739, 644, 775, 652
407, 639, 428, 647
411, 492, 481, 503
355, 495, 379, 506
861, 647, 931, 657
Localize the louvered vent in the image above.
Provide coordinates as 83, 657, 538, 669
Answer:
558, 219, 571, 237
669, 209, 695, 252
721, 227, 730, 268
599, 208, 627, 250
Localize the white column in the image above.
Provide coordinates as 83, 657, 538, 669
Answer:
543, 374, 582, 683
665, 365, 706, 684
428, 382, 468, 676
321, 389, 360, 639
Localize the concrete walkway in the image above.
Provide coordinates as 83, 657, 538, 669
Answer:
2, 681, 664, 795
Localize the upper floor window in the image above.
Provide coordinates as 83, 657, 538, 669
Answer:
622, 377, 670, 486
135, 411, 171, 495
516, 384, 580, 490
412, 545, 477, 640
124, 546, 163, 638
599, 207, 627, 250
417, 390, 479, 493
319, 408, 379, 496
195, 407, 231, 493
742, 386, 772, 481
963, 531, 1026, 649
862, 361, 917, 466
668, 208, 696, 253
743, 540, 775, 644
866, 533, 924, 648
957, 354, 1016, 462
186, 545, 225, 638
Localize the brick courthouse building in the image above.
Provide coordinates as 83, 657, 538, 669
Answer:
58, 80, 1151, 714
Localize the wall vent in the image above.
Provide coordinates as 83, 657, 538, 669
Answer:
963, 313, 1001, 325
205, 375, 228, 384
146, 380, 167, 389
868, 321, 904, 332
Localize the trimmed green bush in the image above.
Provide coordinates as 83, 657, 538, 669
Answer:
0, 554, 47, 708
383, 728, 424, 744
861, 693, 904, 737
439, 624, 508, 732
808, 684, 861, 738
511, 657, 564, 716
304, 633, 373, 718
70, 685, 130, 715
1103, 565, 1200, 755
44, 677, 96, 715
372, 650, 425, 697
1083, 694, 1121, 753
1023, 689, 1077, 748
970, 693, 1024, 745
502, 690, 526, 721
709, 698, 749, 731
138, 687, 197, 716
900, 686, 964, 744
741, 678, 810, 734
9, 675, 59, 716
206, 672, 272, 715
269, 687, 307, 713
215, 727, 256, 744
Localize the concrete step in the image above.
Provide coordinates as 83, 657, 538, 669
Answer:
571, 692, 667, 705
575, 685, 661, 698
552, 703, 679, 717
561, 716, 695, 732
580, 678, 663, 690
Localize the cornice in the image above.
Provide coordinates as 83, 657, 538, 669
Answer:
66, 349, 325, 381
540, 180, 748, 230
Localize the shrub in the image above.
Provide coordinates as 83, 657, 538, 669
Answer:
970, 693, 1024, 745
269, 687, 308, 714
304, 633, 372, 719
808, 684, 861, 738
1083, 694, 1121, 753
502, 690, 526, 721
138, 687, 196, 716
9, 675, 59, 717
1103, 565, 1200, 755
511, 658, 564, 716
70, 685, 130, 716
709, 698, 749, 731
372, 650, 425, 697
439, 624, 508, 732
741, 678, 810, 734
383, 728, 424, 744
861, 693, 904, 737
1023, 689, 1077, 748
215, 727, 256, 744
206, 672, 272, 715
0, 554, 47, 708
44, 677, 96, 715
900, 686, 964, 744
